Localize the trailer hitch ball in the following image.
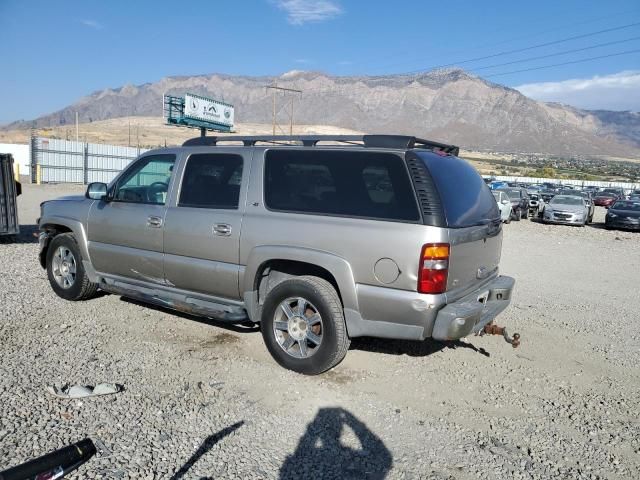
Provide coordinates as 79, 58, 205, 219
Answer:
482, 324, 521, 348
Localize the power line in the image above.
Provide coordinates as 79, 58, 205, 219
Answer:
301, 21, 640, 96
470, 36, 640, 72
429, 21, 640, 69
366, 9, 640, 72
484, 48, 640, 78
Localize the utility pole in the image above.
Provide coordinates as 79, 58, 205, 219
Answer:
265, 83, 302, 136
75, 111, 79, 143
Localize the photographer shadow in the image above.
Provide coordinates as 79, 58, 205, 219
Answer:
279, 407, 392, 479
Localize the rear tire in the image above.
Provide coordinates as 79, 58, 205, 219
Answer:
260, 275, 350, 375
46, 233, 99, 301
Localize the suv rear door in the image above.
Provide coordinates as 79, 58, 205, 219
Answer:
162, 151, 250, 300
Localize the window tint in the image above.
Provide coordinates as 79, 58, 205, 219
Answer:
415, 151, 500, 228
114, 154, 175, 205
179, 154, 243, 209
264, 150, 419, 222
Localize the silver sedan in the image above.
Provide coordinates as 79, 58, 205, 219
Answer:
542, 195, 589, 226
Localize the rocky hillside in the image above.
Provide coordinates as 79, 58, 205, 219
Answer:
6, 69, 640, 156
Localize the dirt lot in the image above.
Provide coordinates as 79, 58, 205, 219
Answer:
1, 185, 639, 479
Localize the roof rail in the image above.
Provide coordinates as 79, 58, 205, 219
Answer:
182, 134, 459, 155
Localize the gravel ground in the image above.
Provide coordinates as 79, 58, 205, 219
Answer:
1, 184, 639, 479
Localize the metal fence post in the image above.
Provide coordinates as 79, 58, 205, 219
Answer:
83, 142, 89, 185
30, 131, 37, 184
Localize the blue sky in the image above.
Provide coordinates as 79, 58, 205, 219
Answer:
1, 0, 639, 123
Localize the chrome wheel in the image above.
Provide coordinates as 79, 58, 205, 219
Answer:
52, 246, 77, 289
273, 297, 323, 359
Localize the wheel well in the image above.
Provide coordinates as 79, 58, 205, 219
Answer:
42, 224, 72, 234
254, 259, 342, 307
39, 224, 73, 268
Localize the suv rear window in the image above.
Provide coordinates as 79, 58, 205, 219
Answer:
264, 150, 420, 222
414, 151, 500, 228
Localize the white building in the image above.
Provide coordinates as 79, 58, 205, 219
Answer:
0, 143, 30, 177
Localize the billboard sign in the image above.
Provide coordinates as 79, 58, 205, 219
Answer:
184, 94, 234, 128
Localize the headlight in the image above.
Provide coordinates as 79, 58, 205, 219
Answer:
608, 213, 617, 218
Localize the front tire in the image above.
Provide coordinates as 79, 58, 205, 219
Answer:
260, 276, 350, 375
46, 233, 99, 301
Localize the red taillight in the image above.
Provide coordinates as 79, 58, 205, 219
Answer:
418, 243, 450, 294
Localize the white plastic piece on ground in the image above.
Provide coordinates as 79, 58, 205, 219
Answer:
46, 383, 122, 399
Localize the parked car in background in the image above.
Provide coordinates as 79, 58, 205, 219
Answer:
497, 187, 529, 220
528, 193, 544, 218
605, 200, 640, 231
559, 190, 594, 223
492, 190, 512, 223
601, 187, 625, 199
542, 195, 589, 226
539, 189, 558, 204
628, 193, 640, 201
37, 134, 515, 375
593, 192, 619, 208
489, 180, 509, 190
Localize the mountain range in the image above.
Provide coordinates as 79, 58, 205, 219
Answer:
6, 69, 640, 157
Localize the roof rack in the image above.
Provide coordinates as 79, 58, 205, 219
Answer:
182, 134, 459, 156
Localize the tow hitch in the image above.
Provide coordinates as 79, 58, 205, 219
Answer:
481, 323, 521, 348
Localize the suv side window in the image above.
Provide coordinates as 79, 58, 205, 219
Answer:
179, 154, 243, 209
113, 154, 176, 205
264, 150, 420, 222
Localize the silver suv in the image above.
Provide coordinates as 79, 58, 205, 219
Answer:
38, 135, 515, 374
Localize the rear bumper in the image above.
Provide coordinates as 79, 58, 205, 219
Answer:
350, 275, 515, 341
431, 275, 515, 341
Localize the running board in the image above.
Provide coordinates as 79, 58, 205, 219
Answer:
99, 278, 248, 322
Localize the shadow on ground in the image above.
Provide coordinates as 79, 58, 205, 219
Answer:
170, 421, 245, 480
350, 336, 490, 357
0, 224, 38, 244
279, 408, 392, 479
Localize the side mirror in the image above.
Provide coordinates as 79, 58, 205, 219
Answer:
501, 199, 509, 205
86, 182, 108, 201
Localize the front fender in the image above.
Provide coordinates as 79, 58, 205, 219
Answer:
242, 245, 359, 322
39, 214, 91, 262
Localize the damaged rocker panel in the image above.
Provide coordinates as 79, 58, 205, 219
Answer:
98, 276, 248, 322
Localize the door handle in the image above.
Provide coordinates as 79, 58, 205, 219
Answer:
147, 216, 163, 228
213, 223, 232, 236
